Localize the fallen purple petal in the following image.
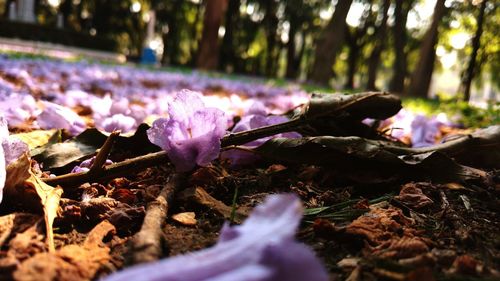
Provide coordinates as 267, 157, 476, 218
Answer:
103, 193, 329, 281
0, 115, 29, 203
147, 90, 227, 172
37, 102, 87, 135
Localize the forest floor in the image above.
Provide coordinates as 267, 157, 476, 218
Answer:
0, 56, 499, 281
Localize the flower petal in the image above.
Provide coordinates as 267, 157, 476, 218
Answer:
103, 194, 328, 281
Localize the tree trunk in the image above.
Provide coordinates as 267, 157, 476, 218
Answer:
308, 0, 353, 86
60, 0, 72, 28
389, 0, 413, 93
167, 0, 183, 65
3, 0, 14, 19
196, 0, 228, 70
189, 2, 203, 66
345, 29, 359, 89
219, 0, 240, 71
366, 0, 390, 90
285, 14, 298, 79
406, 0, 447, 98
264, 0, 278, 76
460, 0, 487, 102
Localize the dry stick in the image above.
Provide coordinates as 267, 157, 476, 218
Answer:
89, 131, 120, 174
42, 116, 498, 188
42, 119, 304, 187
41, 94, 382, 186
132, 173, 186, 264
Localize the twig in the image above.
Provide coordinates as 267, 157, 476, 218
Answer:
42, 121, 498, 188
221, 117, 303, 147
89, 131, 120, 174
42, 120, 303, 187
43, 151, 168, 186
131, 173, 186, 264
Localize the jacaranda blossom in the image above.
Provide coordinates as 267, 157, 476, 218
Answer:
147, 90, 227, 172
103, 193, 329, 281
71, 156, 113, 173
222, 102, 300, 166
37, 102, 87, 135
411, 115, 442, 148
0, 116, 29, 203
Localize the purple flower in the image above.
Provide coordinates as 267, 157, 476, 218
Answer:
37, 102, 87, 135
222, 103, 300, 166
411, 115, 442, 148
99, 114, 137, 133
147, 90, 227, 172
103, 194, 329, 281
71, 156, 113, 173
0, 116, 29, 203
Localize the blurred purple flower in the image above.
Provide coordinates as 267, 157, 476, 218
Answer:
103, 193, 329, 281
222, 103, 300, 166
99, 114, 137, 133
0, 116, 29, 203
411, 115, 442, 148
37, 102, 87, 135
147, 90, 227, 172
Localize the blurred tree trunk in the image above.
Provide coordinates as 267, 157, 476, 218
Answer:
389, 0, 413, 93
345, 30, 359, 89
344, 2, 374, 89
406, 0, 447, 98
219, 0, 240, 71
3, 0, 14, 18
189, 2, 203, 66
460, 0, 487, 102
285, 20, 298, 79
60, 0, 72, 28
308, 0, 353, 86
196, 0, 228, 70
285, 6, 300, 79
366, 0, 390, 90
165, 0, 183, 65
264, 0, 278, 76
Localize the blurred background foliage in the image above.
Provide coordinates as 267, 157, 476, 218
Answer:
0, 0, 498, 109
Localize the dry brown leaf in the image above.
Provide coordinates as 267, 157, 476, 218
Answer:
346, 206, 431, 260
25, 171, 63, 252
13, 220, 116, 281
4, 153, 63, 253
171, 212, 197, 226
395, 183, 434, 209
5, 153, 31, 190
0, 213, 40, 248
12, 130, 57, 149
346, 206, 414, 246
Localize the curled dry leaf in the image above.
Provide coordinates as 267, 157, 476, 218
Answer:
13, 220, 116, 281
3, 153, 63, 253
346, 207, 431, 259
395, 182, 434, 209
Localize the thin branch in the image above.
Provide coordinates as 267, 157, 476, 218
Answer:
89, 131, 120, 174
131, 173, 186, 264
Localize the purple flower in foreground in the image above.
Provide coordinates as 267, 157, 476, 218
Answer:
147, 90, 227, 172
0, 116, 29, 203
104, 193, 329, 281
37, 102, 87, 135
